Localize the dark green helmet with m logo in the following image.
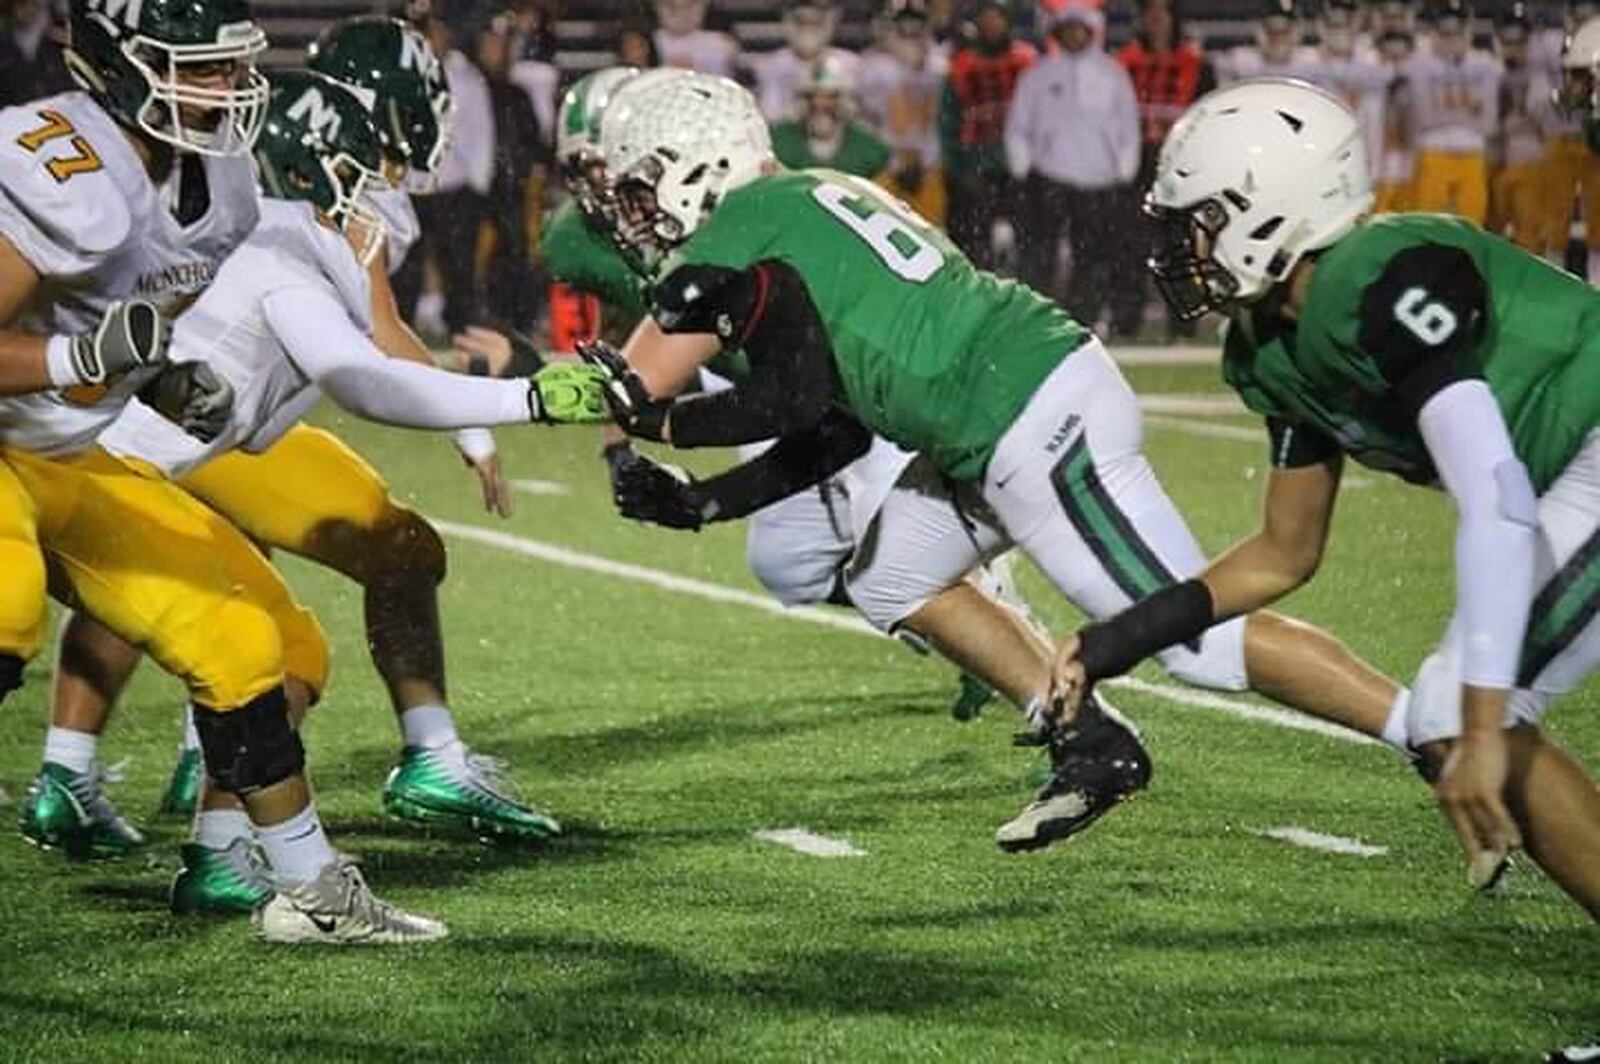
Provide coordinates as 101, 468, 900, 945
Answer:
64, 0, 268, 156
307, 16, 451, 181
254, 70, 388, 266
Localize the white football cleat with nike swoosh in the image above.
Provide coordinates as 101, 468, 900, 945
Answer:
253, 857, 447, 945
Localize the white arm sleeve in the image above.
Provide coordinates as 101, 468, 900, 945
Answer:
1418, 378, 1539, 690
261, 286, 532, 430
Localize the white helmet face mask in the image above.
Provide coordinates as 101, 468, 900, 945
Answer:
1147, 78, 1373, 320
126, 20, 269, 156
601, 72, 773, 269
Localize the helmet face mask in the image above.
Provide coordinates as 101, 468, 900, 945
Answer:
67, 0, 269, 156
1145, 196, 1244, 321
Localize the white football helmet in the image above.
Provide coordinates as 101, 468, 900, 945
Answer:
1558, 15, 1600, 117
1147, 78, 1372, 320
600, 72, 772, 262
555, 65, 639, 170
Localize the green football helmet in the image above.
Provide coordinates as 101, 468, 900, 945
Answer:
64, 0, 268, 156
555, 65, 641, 226
254, 70, 387, 266
307, 16, 452, 183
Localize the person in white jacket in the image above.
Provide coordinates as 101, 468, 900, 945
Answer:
1003, 4, 1139, 334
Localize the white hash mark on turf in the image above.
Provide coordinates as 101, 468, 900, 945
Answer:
433, 521, 1374, 746
754, 828, 867, 857
511, 479, 572, 496
1258, 826, 1388, 857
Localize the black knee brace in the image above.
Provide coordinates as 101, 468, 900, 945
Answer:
193, 687, 305, 794
0, 653, 23, 702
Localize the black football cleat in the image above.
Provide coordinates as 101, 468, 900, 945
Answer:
996, 693, 1152, 853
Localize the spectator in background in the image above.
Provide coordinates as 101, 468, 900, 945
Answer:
1005, 4, 1139, 333
1404, 0, 1499, 224
477, 10, 548, 330
1300, 0, 1389, 190
859, 0, 950, 223
617, 18, 660, 67
1116, 0, 1212, 337
398, 3, 494, 338
751, 0, 860, 121
1488, 2, 1555, 252
654, 0, 739, 75
1372, 25, 1418, 213
0, 0, 70, 107
770, 54, 891, 175
509, 0, 560, 139
939, 0, 1036, 270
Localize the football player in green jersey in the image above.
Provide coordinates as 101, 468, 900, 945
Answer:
552, 66, 1031, 723
582, 72, 1414, 851
1048, 78, 1600, 918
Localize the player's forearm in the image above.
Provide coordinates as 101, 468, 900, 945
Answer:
1201, 533, 1316, 620
0, 329, 52, 395
320, 358, 531, 429
694, 409, 871, 522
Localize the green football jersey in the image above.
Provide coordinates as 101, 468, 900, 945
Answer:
1223, 213, 1600, 492
769, 121, 891, 178
666, 169, 1086, 480
541, 199, 649, 321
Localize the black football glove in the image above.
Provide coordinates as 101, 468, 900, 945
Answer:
575, 339, 673, 440
139, 361, 234, 443
611, 449, 711, 530
70, 299, 170, 384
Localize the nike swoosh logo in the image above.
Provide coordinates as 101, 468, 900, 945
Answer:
308, 913, 338, 934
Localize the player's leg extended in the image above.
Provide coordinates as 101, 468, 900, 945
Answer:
0, 457, 47, 703
981, 341, 1406, 739
179, 426, 559, 841
9, 446, 440, 941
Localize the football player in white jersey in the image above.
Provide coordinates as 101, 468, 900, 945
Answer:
1, 0, 455, 944
112, 70, 602, 927
1402, 0, 1501, 223
1215, 0, 1318, 84
653, 0, 740, 76
748, 0, 862, 121
1301, 0, 1390, 182
1487, 2, 1557, 252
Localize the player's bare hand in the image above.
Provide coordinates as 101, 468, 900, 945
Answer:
449, 326, 515, 377
1048, 632, 1090, 722
453, 428, 513, 518
1434, 729, 1521, 889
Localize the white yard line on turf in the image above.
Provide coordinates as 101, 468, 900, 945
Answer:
511, 479, 572, 496
754, 828, 868, 857
434, 520, 1376, 747
1138, 394, 1249, 417
1108, 345, 1219, 366
1258, 826, 1388, 857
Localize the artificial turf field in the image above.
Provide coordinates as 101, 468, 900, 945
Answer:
0, 354, 1594, 1063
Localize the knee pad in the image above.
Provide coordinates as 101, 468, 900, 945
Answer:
375, 509, 447, 584
193, 686, 305, 794
0, 652, 23, 700
1155, 614, 1249, 693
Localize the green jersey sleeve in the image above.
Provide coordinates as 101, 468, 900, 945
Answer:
541, 200, 649, 322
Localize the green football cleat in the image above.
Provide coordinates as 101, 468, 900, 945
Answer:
382, 746, 561, 842
949, 673, 998, 721
157, 747, 203, 818
170, 839, 274, 915
19, 762, 146, 860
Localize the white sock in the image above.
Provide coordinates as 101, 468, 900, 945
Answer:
43, 726, 97, 776
255, 805, 337, 885
400, 704, 459, 750
1381, 688, 1412, 752
180, 704, 200, 753
192, 808, 253, 850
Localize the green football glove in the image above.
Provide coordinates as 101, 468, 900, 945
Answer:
528, 360, 609, 424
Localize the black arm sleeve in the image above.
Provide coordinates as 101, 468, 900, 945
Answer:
653, 261, 844, 448
1266, 417, 1341, 469
694, 408, 873, 522
1356, 243, 1487, 413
